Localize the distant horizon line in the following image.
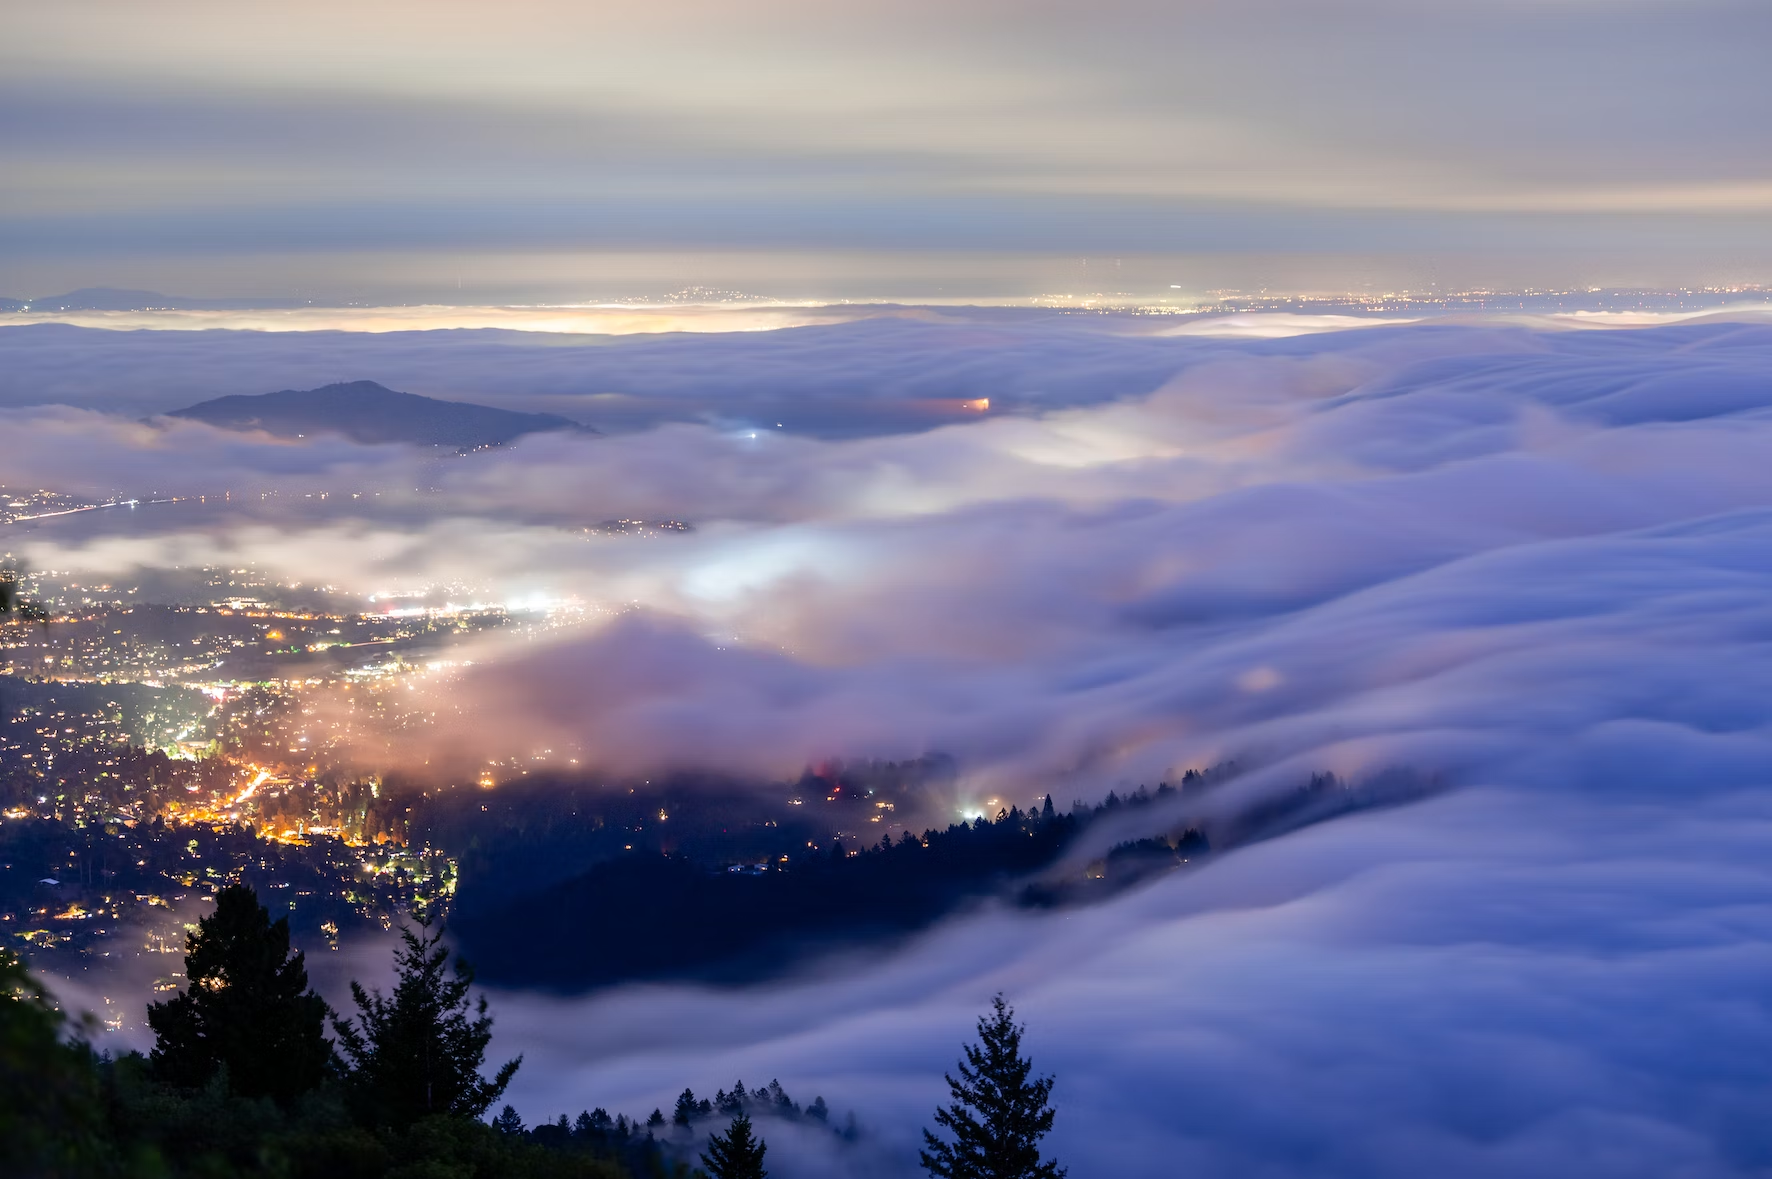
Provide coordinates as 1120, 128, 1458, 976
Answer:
5, 283, 1772, 314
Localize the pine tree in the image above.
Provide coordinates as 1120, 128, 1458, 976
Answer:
920, 995, 1064, 1179
492, 1104, 526, 1135
331, 916, 520, 1128
146, 883, 333, 1104
674, 1086, 701, 1131
701, 1111, 769, 1179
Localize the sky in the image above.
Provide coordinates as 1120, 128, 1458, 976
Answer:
4, 0, 1772, 300
15, 309, 1772, 1176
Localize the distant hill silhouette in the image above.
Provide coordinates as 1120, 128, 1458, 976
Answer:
11, 288, 200, 312
2, 287, 304, 312
168, 380, 593, 449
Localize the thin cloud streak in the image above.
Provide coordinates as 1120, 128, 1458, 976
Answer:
4, 1, 1772, 295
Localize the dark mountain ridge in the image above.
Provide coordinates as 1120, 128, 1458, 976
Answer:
2, 286, 302, 312
168, 379, 593, 449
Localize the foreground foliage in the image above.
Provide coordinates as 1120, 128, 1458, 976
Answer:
7, 888, 1068, 1179
1, 947, 125, 1178
0, 886, 638, 1178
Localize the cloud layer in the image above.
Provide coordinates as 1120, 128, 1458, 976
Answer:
12, 0, 1772, 204
14, 312, 1772, 1176
4, 0, 1772, 301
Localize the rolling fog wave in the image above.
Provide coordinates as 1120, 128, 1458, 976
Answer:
9, 313, 1772, 1176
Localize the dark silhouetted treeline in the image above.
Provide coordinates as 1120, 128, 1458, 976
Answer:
487, 1075, 858, 1176
415, 756, 960, 917
456, 783, 1212, 990
2, 882, 861, 1179
0, 884, 651, 1178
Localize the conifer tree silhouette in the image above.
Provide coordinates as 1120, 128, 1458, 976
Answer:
674, 1086, 701, 1131
702, 1110, 769, 1179
332, 915, 520, 1128
147, 884, 332, 1104
920, 995, 1064, 1179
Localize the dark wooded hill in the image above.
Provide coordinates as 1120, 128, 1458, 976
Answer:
168, 380, 592, 449
446, 765, 1433, 992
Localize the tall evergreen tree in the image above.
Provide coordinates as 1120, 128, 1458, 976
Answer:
701, 1111, 768, 1179
332, 917, 520, 1128
920, 995, 1064, 1179
147, 883, 333, 1104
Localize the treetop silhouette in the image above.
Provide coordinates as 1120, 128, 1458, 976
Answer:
920, 994, 1064, 1179
147, 882, 333, 1104
702, 1110, 769, 1179
332, 915, 521, 1128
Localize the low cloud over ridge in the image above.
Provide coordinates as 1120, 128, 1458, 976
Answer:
9, 314, 1772, 1176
